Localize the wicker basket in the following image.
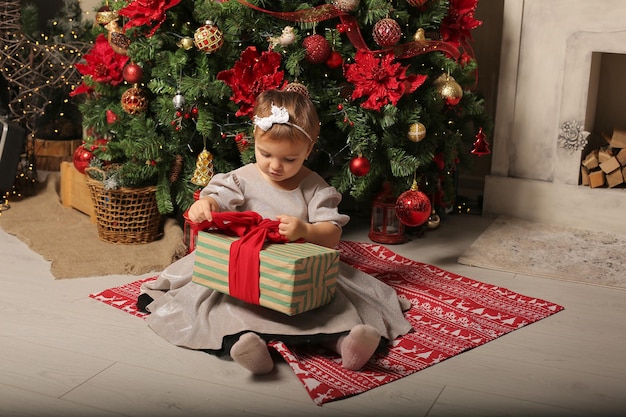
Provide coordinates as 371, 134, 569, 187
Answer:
85, 169, 161, 244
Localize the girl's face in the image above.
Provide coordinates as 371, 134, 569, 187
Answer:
254, 135, 313, 186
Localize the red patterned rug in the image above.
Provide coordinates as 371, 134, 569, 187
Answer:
89, 241, 564, 405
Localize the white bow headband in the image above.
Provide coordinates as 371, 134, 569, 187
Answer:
253, 103, 313, 141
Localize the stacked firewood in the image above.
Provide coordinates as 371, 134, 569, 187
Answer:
581, 129, 626, 188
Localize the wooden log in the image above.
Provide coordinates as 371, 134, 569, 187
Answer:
582, 150, 599, 170
600, 156, 620, 174
588, 170, 606, 188
607, 168, 624, 188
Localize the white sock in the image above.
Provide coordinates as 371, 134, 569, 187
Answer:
230, 332, 274, 375
336, 324, 380, 371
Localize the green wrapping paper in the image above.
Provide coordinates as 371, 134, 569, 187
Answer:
192, 231, 339, 315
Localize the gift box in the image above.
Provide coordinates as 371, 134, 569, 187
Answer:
192, 230, 339, 315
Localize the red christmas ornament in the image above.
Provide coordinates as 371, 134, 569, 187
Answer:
123, 62, 143, 84
395, 180, 432, 227
406, 0, 429, 6
326, 50, 343, 69
349, 155, 370, 177
121, 86, 148, 114
194, 21, 224, 54
106, 109, 118, 124
73, 144, 94, 174
372, 18, 402, 47
302, 34, 331, 64
333, 0, 360, 13
471, 127, 491, 156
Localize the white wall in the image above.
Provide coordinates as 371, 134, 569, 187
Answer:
484, 0, 626, 234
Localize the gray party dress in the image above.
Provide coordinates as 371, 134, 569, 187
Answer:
142, 163, 412, 355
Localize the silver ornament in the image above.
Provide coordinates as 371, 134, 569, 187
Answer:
173, 91, 185, 110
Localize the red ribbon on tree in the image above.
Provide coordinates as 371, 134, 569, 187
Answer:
188, 211, 289, 305
235, 0, 460, 61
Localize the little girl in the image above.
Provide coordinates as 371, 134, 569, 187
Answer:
141, 89, 412, 375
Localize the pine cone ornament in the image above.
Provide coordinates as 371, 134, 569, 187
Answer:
169, 154, 184, 183
105, 20, 131, 55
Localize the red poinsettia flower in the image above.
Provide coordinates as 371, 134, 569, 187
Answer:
69, 82, 94, 97
344, 50, 427, 112
119, 0, 182, 37
71, 34, 129, 96
440, 0, 482, 46
217, 46, 285, 118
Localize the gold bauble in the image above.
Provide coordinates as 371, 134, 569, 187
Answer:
407, 122, 426, 142
284, 82, 310, 98
436, 75, 463, 106
95, 8, 119, 26
427, 210, 441, 229
178, 36, 195, 50
413, 28, 426, 43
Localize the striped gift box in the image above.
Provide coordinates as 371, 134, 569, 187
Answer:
192, 231, 339, 315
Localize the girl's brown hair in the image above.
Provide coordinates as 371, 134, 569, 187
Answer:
253, 89, 320, 143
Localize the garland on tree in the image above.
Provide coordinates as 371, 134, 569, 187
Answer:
71, 0, 492, 218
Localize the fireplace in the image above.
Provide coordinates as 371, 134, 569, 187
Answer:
483, 0, 626, 235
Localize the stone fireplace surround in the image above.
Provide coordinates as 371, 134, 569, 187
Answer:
484, 0, 626, 235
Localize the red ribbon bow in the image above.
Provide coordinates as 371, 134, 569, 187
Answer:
188, 211, 288, 305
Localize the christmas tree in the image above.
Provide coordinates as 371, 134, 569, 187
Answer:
72, 0, 492, 219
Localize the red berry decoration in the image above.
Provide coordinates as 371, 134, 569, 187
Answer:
123, 62, 143, 84
72, 144, 94, 174
326, 51, 343, 69
395, 180, 432, 227
349, 155, 370, 177
302, 34, 331, 64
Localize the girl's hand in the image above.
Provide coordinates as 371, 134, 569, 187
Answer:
276, 214, 307, 242
277, 216, 342, 248
187, 196, 220, 223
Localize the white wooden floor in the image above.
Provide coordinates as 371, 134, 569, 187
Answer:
1, 211, 625, 417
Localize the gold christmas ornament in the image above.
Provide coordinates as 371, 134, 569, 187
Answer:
191, 148, 214, 186
427, 209, 441, 229
194, 20, 224, 54
435, 74, 463, 106
284, 82, 310, 98
177, 36, 195, 50
121, 87, 149, 114
413, 28, 426, 43
95, 7, 119, 26
407, 122, 426, 142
